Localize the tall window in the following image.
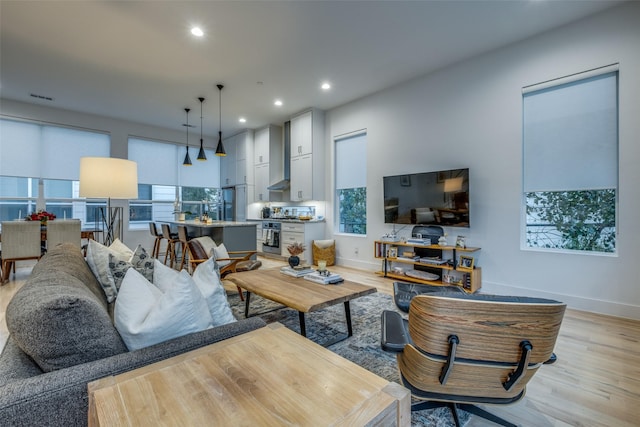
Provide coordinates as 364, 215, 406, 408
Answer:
128, 138, 221, 228
523, 66, 618, 253
335, 132, 367, 235
0, 118, 110, 227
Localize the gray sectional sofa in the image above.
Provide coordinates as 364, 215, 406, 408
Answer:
0, 243, 266, 426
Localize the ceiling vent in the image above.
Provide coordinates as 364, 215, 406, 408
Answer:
30, 93, 54, 101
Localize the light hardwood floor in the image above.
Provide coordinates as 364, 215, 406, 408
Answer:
1, 258, 638, 427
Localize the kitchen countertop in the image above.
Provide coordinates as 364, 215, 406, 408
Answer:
170, 220, 258, 227
247, 218, 325, 224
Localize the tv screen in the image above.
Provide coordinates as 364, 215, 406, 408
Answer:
383, 168, 469, 227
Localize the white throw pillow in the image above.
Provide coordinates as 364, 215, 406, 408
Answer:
213, 243, 231, 268
114, 268, 214, 351
192, 257, 236, 326
86, 239, 133, 303
152, 259, 179, 292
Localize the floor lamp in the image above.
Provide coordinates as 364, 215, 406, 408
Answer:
79, 157, 138, 246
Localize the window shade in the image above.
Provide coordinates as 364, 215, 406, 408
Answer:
0, 119, 110, 180
335, 132, 366, 190
129, 137, 220, 188
523, 71, 618, 192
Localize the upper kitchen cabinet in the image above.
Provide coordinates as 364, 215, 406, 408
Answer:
290, 109, 324, 201
253, 125, 282, 202
235, 130, 254, 185
220, 130, 254, 187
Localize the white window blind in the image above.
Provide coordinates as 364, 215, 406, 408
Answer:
523, 70, 618, 192
128, 137, 220, 188
335, 132, 366, 190
0, 119, 110, 180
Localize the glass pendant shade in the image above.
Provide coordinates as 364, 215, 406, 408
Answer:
197, 97, 207, 161
215, 84, 226, 156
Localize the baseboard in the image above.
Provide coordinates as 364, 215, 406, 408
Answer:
483, 281, 640, 321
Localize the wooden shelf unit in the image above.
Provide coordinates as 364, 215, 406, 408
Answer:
374, 240, 481, 293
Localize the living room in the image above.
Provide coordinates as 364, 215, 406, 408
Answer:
1, 1, 639, 426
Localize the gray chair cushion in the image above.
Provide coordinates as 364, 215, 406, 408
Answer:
6, 244, 127, 372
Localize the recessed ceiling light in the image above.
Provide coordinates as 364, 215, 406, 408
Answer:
239, 117, 247, 123
274, 99, 283, 107
191, 27, 204, 37
321, 82, 331, 90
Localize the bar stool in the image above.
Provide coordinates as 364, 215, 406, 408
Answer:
177, 225, 191, 271
148, 222, 164, 259
161, 223, 180, 268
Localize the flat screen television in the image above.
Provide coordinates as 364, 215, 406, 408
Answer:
383, 168, 470, 227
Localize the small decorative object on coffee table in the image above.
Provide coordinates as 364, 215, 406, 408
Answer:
287, 242, 305, 268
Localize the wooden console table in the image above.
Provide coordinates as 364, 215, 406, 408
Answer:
88, 323, 410, 426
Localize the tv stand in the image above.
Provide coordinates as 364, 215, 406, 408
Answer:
374, 240, 481, 293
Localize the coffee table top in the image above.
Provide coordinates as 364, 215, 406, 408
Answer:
226, 268, 377, 313
88, 323, 410, 426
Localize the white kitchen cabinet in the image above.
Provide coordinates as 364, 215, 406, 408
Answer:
280, 221, 325, 264
235, 130, 254, 185
254, 163, 270, 202
235, 184, 252, 222
220, 133, 237, 187
290, 154, 312, 202
289, 109, 324, 202
290, 110, 313, 157
253, 125, 282, 202
220, 130, 254, 187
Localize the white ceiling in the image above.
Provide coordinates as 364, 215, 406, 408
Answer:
0, 0, 622, 139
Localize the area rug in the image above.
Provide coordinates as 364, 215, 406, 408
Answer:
226, 290, 470, 427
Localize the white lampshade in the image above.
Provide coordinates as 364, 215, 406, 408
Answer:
443, 177, 463, 193
79, 157, 138, 199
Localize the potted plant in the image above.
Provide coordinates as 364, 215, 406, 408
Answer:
286, 242, 306, 268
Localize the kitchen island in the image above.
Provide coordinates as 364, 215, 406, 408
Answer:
169, 220, 257, 253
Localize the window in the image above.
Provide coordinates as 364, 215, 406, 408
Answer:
335, 132, 367, 235
0, 119, 110, 227
128, 138, 221, 228
522, 66, 618, 253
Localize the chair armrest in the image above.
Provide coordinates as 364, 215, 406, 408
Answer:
380, 310, 410, 352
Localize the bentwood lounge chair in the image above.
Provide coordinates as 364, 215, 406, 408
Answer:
186, 236, 261, 301
381, 292, 566, 427
1, 221, 42, 283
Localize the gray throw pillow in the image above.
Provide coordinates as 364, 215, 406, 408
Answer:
108, 245, 154, 293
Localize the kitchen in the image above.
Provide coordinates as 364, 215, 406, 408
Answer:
218, 108, 328, 264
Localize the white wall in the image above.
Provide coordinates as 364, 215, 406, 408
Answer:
324, 3, 640, 319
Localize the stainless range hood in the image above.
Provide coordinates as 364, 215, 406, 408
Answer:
267, 120, 291, 192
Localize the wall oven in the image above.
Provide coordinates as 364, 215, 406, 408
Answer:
262, 222, 281, 254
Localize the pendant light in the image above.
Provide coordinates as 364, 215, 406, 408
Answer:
215, 84, 226, 156
183, 108, 192, 166
197, 97, 207, 161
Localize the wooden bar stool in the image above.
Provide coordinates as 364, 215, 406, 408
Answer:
161, 223, 180, 268
177, 225, 192, 271
148, 222, 164, 259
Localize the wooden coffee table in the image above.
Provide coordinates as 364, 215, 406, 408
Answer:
88, 323, 410, 426
226, 268, 376, 344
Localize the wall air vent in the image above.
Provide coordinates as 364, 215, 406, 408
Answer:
30, 93, 54, 101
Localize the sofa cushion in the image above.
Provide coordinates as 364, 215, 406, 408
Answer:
86, 239, 135, 303
0, 336, 44, 386
6, 244, 127, 372
107, 245, 154, 293
114, 268, 214, 351
192, 257, 237, 326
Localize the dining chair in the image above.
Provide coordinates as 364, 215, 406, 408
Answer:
160, 223, 180, 268
1, 221, 43, 283
46, 219, 81, 250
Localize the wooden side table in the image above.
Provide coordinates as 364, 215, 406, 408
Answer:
88, 323, 410, 426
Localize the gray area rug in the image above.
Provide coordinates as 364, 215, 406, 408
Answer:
227, 290, 470, 426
